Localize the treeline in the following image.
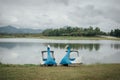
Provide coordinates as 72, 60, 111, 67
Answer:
42, 26, 106, 37
110, 29, 120, 37
0, 26, 119, 38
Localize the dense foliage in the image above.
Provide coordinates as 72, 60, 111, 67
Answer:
110, 29, 120, 37
42, 26, 106, 36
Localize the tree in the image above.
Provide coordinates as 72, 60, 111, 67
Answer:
114, 29, 120, 37
110, 30, 114, 36
110, 29, 120, 37
95, 27, 100, 35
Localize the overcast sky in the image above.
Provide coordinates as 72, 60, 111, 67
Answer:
0, 0, 120, 31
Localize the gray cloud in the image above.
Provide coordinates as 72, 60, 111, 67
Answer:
0, 0, 120, 31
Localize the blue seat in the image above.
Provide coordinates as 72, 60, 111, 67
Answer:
43, 58, 47, 61
70, 58, 75, 61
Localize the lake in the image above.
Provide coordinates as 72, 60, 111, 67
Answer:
0, 38, 120, 65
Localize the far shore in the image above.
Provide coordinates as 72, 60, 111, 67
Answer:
0, 34, 120, 40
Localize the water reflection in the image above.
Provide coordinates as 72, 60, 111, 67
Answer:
0, 42, 101, 51
44, 43, 100, 51
0, 39, 120, 64
0, 42, 42, 49
0, 43, 44, 64
0, 42, 17, 49
111, 44, 120, 49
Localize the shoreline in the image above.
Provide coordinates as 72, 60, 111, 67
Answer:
0, 36, 120, 40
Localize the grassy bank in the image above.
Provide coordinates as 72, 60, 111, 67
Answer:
0, 34, 120, 40
0, 64, 120, 80
37, 36, 120, 40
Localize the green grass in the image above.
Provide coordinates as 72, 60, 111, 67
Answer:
38, 36, 120, 40
0, 34, 120, 40
0, 33, 120, 40
0, 64, 120, 80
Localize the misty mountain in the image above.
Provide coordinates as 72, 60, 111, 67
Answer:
0, 25, 42, 34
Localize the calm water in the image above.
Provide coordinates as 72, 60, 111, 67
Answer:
0, 38, 120, 65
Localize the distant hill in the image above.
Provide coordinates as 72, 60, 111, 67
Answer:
0, 25, 42, 34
